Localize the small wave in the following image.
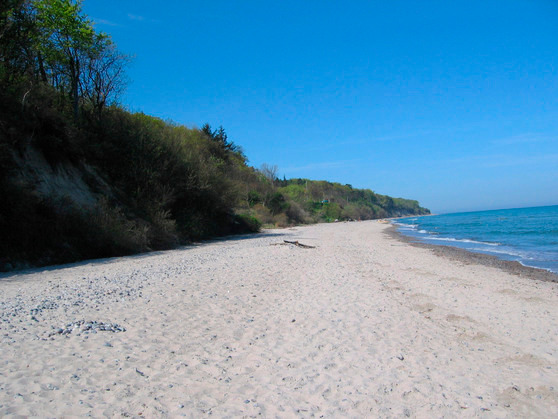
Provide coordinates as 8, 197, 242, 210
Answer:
427, 236, 500, 246
393, 223, 418, 229
517, 261, 557, 274
468, 246, 530, 259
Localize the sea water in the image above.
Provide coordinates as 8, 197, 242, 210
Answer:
393, 205, 558, 274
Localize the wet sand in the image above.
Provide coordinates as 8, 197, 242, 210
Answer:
387, 225, 558, 284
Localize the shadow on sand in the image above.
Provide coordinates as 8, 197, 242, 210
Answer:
0, 230, 294, 281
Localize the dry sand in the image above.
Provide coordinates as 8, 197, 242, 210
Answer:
1, 221, 557, 417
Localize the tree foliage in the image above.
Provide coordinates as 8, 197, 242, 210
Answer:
0, 0, 127, 119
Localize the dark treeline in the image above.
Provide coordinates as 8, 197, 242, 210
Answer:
0, 0, 429, 271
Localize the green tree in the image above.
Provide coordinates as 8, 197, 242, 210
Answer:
34, 0, 100, 118
267, 191, 287, 215
0, 1, 37, 93
201, 123, 243, 157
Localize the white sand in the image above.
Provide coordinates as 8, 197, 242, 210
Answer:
1, 221, 557, 417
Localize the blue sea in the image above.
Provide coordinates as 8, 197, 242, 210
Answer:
393, 205, 558, 274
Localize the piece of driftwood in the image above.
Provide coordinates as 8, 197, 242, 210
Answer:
270, 240, 316, 249
283, 240, 316, 249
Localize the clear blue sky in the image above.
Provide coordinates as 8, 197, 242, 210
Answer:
82, 0, 558, 214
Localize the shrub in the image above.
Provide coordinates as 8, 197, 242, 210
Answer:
267, 191, 288, 215
89, 197, 149, 254
323, 202, 342, 222
146, 208, 178, 249
272, 213, 290, 228
235, 214, 261, 232
252, 204, 274, 226
285, 201, 310, 224
247, 190, 261, 207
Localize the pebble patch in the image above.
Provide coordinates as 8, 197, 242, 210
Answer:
49, 320, 126, 337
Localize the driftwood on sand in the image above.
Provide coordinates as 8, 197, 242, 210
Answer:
272, 240, 316, 249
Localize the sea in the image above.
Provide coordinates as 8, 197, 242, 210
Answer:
392, 205, 558, 274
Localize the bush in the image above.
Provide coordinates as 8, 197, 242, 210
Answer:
247, 190, 261, 207
87, 198, 149, 255
285, 201, 310, 224
322, 202, 342, 222
146, 208, 178, 249
251, 204, 274, 226
235, 214, 261, 232
267, 191, 288, 215
272, 213, 290, 228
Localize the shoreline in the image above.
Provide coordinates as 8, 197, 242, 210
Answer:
387, 224, 558, 283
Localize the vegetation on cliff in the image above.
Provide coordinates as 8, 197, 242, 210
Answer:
0, 0, 429, 270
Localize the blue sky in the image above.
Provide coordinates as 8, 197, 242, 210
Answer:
82, 0, 558, 213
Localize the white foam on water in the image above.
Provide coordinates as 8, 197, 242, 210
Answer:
426, 236, 500, 246
518, 260, 557, 273
468, 246, 529, 259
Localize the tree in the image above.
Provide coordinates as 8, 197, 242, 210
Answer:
1, 0, 128, 117
259, 163, 278, 185
267, 191, 287, 215
81, 39, 129, 118
0, 1, 37, 89
34, 0, 99, 119
201, 123, 242, 155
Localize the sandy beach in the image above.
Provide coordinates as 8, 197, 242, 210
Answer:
1, 221, 557, 417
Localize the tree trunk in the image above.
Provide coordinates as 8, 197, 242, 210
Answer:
37, 52, 47, 83
69, 57, 79, 120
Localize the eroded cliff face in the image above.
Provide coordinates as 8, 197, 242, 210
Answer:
11, 144, 110, 209
0, 140, 133, 272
